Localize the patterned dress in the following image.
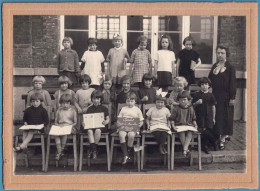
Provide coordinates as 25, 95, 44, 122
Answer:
130, 48, 152, 83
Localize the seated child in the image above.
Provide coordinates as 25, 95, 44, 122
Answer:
14, 93, 49, 152
170, 90, 198, 157
54, 94, 77, 160
54, 76, 77, 115
117, 92, 144, 165
192, 77, 218, 153
138, 73, 156, 104
117, 75, 140, 104
82, 90, 110, 159
146, 95, 171, 154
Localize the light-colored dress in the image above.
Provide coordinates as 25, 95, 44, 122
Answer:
75, 88, 95, 110
81, 50, 105, 86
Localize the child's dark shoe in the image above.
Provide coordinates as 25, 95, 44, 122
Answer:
121, 156, 130, 165
92, 151, 97, 160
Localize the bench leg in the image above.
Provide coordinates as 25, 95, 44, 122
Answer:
45, 135, 50, 172
198, 134, 202, 170
137, 138, 140, 172
41, 135, 45, 172
141, 135, 145, 171
79, 135, 83, 171
25, 152, 29, 168
167, 135, 171, 170
110, 137, 115, 166
171, 134, 175, 170
73, 135, 78, 171
105, 135, 111, 172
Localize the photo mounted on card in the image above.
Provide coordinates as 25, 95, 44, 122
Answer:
2, 1, 258, 190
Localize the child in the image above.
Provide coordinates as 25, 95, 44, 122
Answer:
57, 37, 80, 85
82, 90, 110, 159
100, 74, 117, 123
146, 95, 171, 154
154, 34, 176, 92
81, 38, 105, 89
177, 36, 201, 86
53, 76, 76, 115
14, 93, 49, 152
167, 76, 188, 107
117, 75, 140, 104
130, 35, 152, 87
192, 77, 218, 153
54, 94, 77, 160
117, 92, 144, 164
106, 33, 130, 87
170, 91, 198, 157
138, 73, 156, 104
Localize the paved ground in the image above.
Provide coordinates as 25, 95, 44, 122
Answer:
14, 120, 246, 174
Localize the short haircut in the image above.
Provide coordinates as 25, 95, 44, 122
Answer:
30, 92, 43, 102
32, 75, 46, 84
138, 35, 148, 44
142, 73, 154, 84
183, 36, 195, 46
62, 37, 73, 46
198, 77, 212, 87
87, 38, 98, 45
91, 90, 104, 103
58, 75, 72, 86
79, 74, 92, 84
126, 92, 137, 102
59, 93, 73, 104
155, 95, 167, 104
101, 74, 113, 88
113, 33, 123, 41
158, 34, 173, 51
177, 90, 192, 101
216, 44, 230, 57
173, 76, 188, 87
121, 75, 132, 84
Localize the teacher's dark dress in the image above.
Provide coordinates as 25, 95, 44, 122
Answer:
208, 61, 236, 135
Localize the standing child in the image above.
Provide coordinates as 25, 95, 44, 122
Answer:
54, 94, 77, 160
106, 33, 130, 88
170, 91, 198, 157
14, 93, 49, 152
117, 75, 140, 104
146, 95, 171, 154
167, 76, 188, 107
117, 92, 144, 164
82, 90, 110, 159
81, 38, 105, 89
130, 35, 152, 87
138, 73, 156, 104
100, 74, 117, 123
192, 77, 218, 153
177, 36, 202, 86
154, 34, 176, 92
54, 76, 76, 115
57, 37, 80, 85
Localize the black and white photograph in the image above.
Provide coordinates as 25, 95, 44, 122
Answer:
12, 14, 247, 176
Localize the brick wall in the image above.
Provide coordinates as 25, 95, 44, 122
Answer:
13, 15, 60, 68
218, 16, 246, 71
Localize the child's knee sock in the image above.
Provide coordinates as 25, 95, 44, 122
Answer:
120, 143, 128, 156
90, 143, 96, 152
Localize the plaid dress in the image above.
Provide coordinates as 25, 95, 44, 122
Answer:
130, 48, 151, 83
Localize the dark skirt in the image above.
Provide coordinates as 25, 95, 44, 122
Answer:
214, 100, 234, 136
157, 71, 172, 86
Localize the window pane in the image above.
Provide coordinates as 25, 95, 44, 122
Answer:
127, 32, 151, 57
190, 33, 213, 64
65, 16, 88, 30
127, 16, 152, 31
159, 16, 182, 31
96, 16, 120, 39
190, 16, 214, 33
158, 32, 182, 56
65, 31, 88, 59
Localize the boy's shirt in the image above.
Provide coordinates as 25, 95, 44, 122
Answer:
23, 105, 49, 127
57, 49, 80, 73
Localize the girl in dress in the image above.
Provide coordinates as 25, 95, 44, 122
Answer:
177, 36, 201, 86
81, 38, 105, 89
146, 95, 171, 154
106, 34, 130, 87
138, 73, 156, 104
154, 34, 176, 92
130, 35, 152, 87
